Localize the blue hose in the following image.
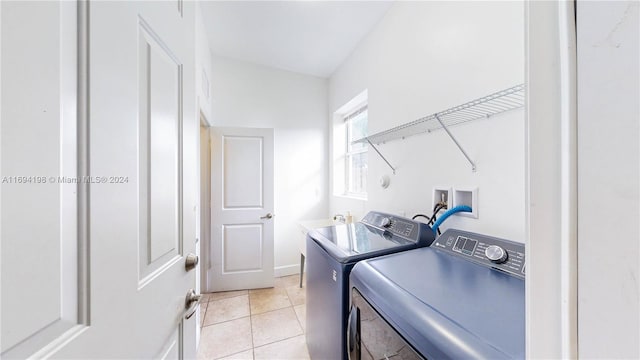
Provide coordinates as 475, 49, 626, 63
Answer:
431, 205, 472, 235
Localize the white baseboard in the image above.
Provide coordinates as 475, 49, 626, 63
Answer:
274, 264, 300, 277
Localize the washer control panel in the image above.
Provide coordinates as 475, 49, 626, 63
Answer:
433, 229, 525, 279
360, 211, 434, 246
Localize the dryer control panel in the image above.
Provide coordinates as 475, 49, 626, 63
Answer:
433, 229, 525, 279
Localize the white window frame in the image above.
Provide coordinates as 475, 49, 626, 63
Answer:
344, 104, 368, 198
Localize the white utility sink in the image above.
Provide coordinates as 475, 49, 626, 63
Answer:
298, 219, 344, 256
298, 218, 342, 233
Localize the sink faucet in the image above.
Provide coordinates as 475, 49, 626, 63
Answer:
333, 214, 346, 223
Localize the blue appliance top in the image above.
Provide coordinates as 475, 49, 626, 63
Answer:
307, 211, 435, 264
308, 223, 416, 264
350, 230, 525, 359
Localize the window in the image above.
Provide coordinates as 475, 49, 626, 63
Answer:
332, 90, 368, 199
344, 105, 368, 197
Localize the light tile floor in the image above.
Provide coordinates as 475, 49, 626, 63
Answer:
197, 275, 309, 360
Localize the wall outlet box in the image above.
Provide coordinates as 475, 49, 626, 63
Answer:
453, 187, 478, 219
432, 187, 452, 212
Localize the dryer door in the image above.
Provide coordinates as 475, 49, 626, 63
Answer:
350, 288, 423, 360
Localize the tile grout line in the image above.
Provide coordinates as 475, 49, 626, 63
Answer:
247, 292, 256, 360
206, 290, 249, 303
202, 294, 252, 328
249, 305, 291, 317
252, 330, 306, 352
200, 302, 208, 330
251, 304, 305, 349
287, 285, 306, 334
293, 305, 305, 334
250, 277, 304, 352
201, 314, 250, 329
215, 348, 253, 360
202, 276, 303, 359
202, 292, 292, 329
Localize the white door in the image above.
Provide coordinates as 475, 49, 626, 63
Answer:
1, 1, 199, 359
209, 127, 275, 291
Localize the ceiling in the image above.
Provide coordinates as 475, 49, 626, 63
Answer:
199, 1, 394, 78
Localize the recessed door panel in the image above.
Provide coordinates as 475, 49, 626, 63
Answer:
156, 325, 181, 360
222, 224, 263, 272
1, 3, 83, 357
138, 20, 183, 281
223, 136, 263, 209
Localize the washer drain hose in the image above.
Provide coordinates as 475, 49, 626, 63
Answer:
431, 205, 472, 235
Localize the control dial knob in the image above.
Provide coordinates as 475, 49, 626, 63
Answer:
380, 217, 392, 228
485, 245, 508, 264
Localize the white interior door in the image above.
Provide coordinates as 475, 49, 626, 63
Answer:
210, 127, 275, 291
1, 1, 198, 358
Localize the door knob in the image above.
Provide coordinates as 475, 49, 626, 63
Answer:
260, 213, 274, 220
184, 289, 201, 320
185, 253, 199, 271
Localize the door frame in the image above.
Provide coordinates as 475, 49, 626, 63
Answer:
197, 107, 212, 353
525, 1, 578, 358
199, 112, 212, 295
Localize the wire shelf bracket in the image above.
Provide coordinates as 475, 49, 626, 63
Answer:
353, 84, 524, 172
434, 114, 476, 171
366, 138, 396, 175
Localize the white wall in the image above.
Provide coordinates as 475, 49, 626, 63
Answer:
210, 55, 329, 275
195, 5, 213, 123
329, 1, 525, 241
577, 1, 639, 358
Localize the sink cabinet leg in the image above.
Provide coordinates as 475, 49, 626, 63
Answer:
299, 253, 305, 288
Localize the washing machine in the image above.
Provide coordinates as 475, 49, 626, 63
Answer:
305, 211, 435, 360
348, 228, 525, 359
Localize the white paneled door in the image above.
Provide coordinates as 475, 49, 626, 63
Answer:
1, 1, 198, 358
210, 128, 275, 291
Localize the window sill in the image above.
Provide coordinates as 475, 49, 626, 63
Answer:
333, 193, 368, 201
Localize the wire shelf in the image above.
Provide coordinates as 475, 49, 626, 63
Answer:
353, 84, 525, 145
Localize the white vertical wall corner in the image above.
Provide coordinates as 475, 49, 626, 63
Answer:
525, 1, 578, 358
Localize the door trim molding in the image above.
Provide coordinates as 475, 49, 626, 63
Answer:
77, 0, 91, 328
525, 1, 578, 358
